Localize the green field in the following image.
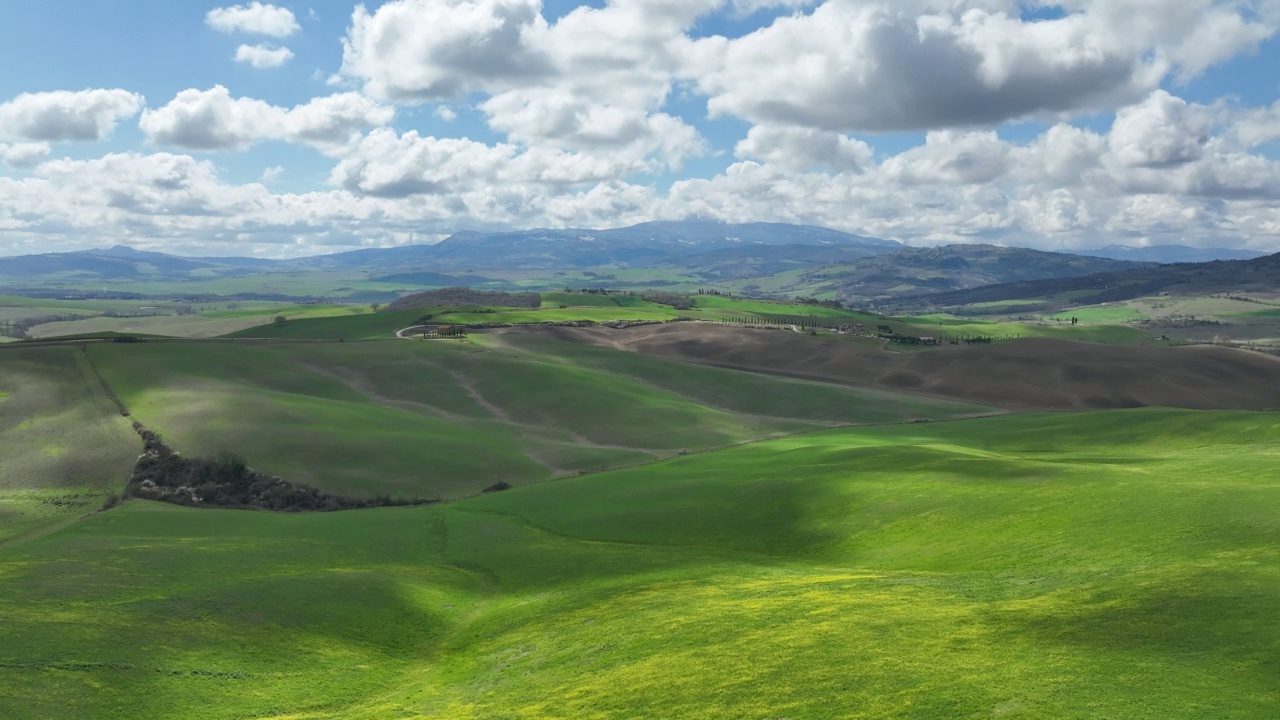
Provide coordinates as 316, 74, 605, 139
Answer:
0, 347, 138, 542
1, 409, 1277, 718
1046, 306, 1148, 324
28, 304, 361, 339
218, 294, 904, 341
886, 314, 1159, 344
227, 308, 424, 340
7, 288, 1131, 351
73, 338, 988, 499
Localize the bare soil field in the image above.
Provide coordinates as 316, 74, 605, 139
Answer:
510, 324, 1280, 411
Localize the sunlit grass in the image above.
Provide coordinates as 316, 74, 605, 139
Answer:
2, 409, 1278, 718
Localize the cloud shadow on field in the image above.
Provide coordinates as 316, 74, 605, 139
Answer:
995, 566, 1280, 708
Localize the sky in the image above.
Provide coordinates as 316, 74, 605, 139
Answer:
2, 0, 1280, 258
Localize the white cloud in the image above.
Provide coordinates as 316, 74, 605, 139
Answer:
881, 130, 1012, 185
735, 124, 872, 172
1231, 102, 1280, 148
341, 0, 712, 171
331, 129, 516, 197
139, 86, 394, 150
1108, 90, 1215, 168
0, 142, 52, 167
234, 43, 295, 69
730, 0, 814, 15
330, 127, 673, 200
261, 165, 284, 182
1013, 124, 1107, 187
695, 1, 1276, 133
206, 2, 300, 37
435, 106, 458, 122
0, 89, 144, 142
341, 0, 553, 101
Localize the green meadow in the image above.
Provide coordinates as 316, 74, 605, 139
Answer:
0, 347, 137, 542
78, 338, 988, 499
226, 294, 884, 341
887, 314, 1160, 344
1046, 305, 1149, 324
1, 409, 1277, 718
227, 308, 424, 340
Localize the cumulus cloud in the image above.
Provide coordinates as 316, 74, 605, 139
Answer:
1108, 90, 1215, 168
331, 129, 516, 197
882, 131, 1012, 186
0, 142, 52, 167
696, 0, 1276, 133
0, 89, 144, 142
206, 2, 300, 37
330, 126, 678, 200
341, 0, 553, 101
11, 88, 1280, 259
341, 0, 712, 170
234, 43, 295, 68
735, 125, 872, 172
139, 86, 394, 150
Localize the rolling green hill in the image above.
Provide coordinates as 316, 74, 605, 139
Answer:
225, 293, 879, 340
66, 338, 989, 500
1, 409, 1277, 718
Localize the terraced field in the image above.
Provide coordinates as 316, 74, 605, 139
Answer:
1, 409, 1277, 719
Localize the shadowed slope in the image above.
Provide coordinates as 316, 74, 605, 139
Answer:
516, 324, 1280, 410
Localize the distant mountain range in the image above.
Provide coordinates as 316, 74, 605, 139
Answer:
0, 245, 273, 279
2, 222, 1273, 306
1068, 245, 1267, 264
0, 221, 901, 279
286, 221, 900, 271
723, 244, 1151, 304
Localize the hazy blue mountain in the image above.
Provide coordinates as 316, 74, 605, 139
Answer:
656, 243, 889, 279
0, 245, 262, 279
739, 244, 1153, 303
308, 221, 900, 271
1068, 245, 1266, 264
0, 222, 901, 279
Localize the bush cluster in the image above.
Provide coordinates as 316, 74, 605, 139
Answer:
126, 430, 432, 512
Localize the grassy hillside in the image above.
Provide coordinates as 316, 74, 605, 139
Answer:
81, 338, 988, 499
227, 308, 422, 340
0, 347, 138, 542
28, 304, 359, 339
225, 294, 880, 340
1, 409, 1277, 718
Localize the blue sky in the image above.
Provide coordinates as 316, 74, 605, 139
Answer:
2, 1, 1280, 257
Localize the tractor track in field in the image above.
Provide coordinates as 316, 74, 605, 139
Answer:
427, 360, 667, 454
293, 359, 473, 424
478, 332, 854, 430
296, 356, 665, 476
